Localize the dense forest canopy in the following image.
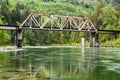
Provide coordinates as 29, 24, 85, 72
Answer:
0, 0, 120, 46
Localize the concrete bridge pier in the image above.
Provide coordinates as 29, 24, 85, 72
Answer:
90, 32, 99, 47
81, 37, 86, 47
16, 29, 22, 48
95, 33, 99, 47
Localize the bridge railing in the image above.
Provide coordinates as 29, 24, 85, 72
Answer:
19, 13, 97, 32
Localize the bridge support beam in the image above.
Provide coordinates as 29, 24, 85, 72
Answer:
16, 29, 22, 48
90, 32, 99, 47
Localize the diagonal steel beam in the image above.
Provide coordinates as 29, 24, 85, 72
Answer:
19, 13, 97, 32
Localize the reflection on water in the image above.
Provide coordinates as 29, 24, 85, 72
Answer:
0, 47, 120, 80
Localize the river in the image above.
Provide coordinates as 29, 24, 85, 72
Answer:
0, 46, 120, 80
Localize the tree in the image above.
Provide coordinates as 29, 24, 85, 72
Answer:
0, 31, 10, 45
23, 30, 35, 45
98, 4, 117, 30
91, 0, 106, 29
0, 16, 10, 45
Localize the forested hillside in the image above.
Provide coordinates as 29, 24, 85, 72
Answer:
0, 0, 120, 46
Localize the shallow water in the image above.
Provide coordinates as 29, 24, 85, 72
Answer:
0, 47, 120, 80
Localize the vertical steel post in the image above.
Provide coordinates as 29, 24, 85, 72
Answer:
16, 29, 22, 48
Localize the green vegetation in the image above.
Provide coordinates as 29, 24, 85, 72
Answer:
0, 0, 120, 46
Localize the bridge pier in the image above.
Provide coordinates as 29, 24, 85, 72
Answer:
16, 29, 22, 48
81, 37, 86, 47
95, 33, 99, 47
90, 32, 99, 47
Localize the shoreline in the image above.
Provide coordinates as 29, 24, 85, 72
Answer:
1, 45, 120, 49
0, 46, 120, 52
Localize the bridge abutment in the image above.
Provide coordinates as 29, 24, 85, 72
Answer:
90, 32, 99, 47
16, 29, 22, 48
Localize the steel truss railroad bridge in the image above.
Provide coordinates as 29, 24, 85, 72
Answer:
0, 13, 119, 48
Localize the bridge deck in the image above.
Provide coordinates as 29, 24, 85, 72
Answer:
23, 27, 120, 34
0, 25, 119, 34
0, 25, 18, 30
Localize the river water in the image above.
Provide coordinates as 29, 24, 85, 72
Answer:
0, 46, 120, 80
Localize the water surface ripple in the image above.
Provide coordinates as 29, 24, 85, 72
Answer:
0, 47, 120, 80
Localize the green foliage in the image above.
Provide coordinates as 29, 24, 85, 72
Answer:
91, 0, 106, 28
0, 30, 10, 45
91, 1, 120, 46
0, 16, 5, 24
0, 0, 120, 46
101, 38, 120, 47
98, 4, 118, 30
23, 30, 35, 45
